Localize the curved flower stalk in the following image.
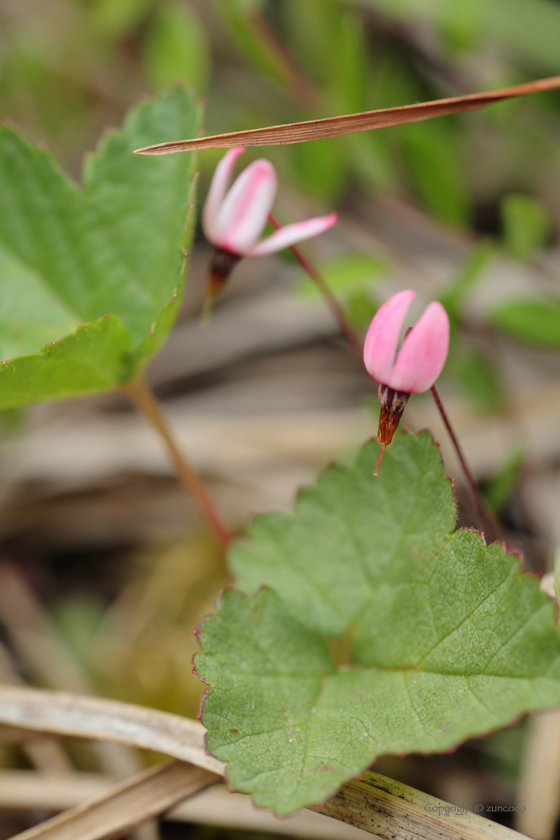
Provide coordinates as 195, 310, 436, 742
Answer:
202, 148, 337, 308
363, 290, 449, 473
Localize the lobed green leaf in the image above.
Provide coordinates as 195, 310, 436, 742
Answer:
196, 432, 560, 814
0, 86, 201, 407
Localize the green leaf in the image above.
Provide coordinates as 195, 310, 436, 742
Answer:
0, 86, 201, 407
291, 138, 347, 202
284, 0, 342, 87
214, 0, 294, 92
483, 445, 524, 514
196, 432, 560, 815
489, 298, 560, 349
51, 594, 106, 666
295, 253, 386, 301
91, 0, 151, 37
439, 0, 485, 52
295, 252, 386, 329
400, 121, 469, 226
347, 131, 398, 192
0, 317, 133, 406
554, 553, 560, 607
345, 293, 379, 329
501, 193, 549, 261
143, 3, 210, 93
439, 240, 495, 323
347, 0, 560, 73
457, 350, 505, 413
329, 10, 369, 114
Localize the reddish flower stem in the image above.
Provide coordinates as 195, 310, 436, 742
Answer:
267, 213, 363, 363
430, 384, 499, 542
123, 377, 234, 550
270, 210, 498, 538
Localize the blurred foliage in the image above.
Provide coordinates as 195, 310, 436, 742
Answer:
344, 0, 560, 72
48, 536, 229, 720
474, 720, 528, 784
90, 0, 151, 37
295, 252, 386, 327
143, 3, 210, 92
489, 298, 560, 349
483, 445, 525, 515
457, 350, 506, 414
2, 0, 559, 235
554, 550, 560, 607
501, 193, 550, 261
87, 536, 229, 719
439, 241, 496, 325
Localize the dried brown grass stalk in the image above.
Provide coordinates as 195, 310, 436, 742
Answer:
0, 687, 528, 840
0, 771, 363, 839
135, 75, 560, 155
315, 772, 525, 840
0, 686, 224, 776
9, 761, 219, 840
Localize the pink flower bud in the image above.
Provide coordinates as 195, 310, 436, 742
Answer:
363, 290, 449, 472
202, 148, 337, 307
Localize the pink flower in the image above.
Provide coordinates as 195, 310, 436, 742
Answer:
364, 290, 449, 392
363, 290, 449, 472
202, 148, 337, 307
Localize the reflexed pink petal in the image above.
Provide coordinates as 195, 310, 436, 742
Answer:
246, 213, 338, 257
363, 290, 416, 385
389, 301, 449, 392
211, 159, 277, 253
202, 148, 245, 241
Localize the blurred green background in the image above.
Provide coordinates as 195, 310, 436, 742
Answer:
3, 0, 560, 220
1, 1, 560, 836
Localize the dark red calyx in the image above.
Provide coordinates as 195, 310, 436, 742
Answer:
376, 383, 410, 447
206, 247, 241, 298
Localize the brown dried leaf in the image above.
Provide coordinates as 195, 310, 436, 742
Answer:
10, 761, 219, 840
134, 75, 560, 155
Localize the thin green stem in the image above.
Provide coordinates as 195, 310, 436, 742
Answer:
123, 377, 233, 550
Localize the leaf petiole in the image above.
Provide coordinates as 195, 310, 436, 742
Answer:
123, 376, 233, 550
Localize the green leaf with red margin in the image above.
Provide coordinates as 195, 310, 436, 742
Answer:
195, 431, 560, 815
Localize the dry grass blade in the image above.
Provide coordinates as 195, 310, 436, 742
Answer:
0, 564, 145, 781
9, 761, 219, 840
0, 687, 224, 776
0, 637, 73, 777
314, 772, 526, 840
134, 75, 560, 154
515, 707, 560, 839
0, 772, 367, 839
0, 687, 529, 840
